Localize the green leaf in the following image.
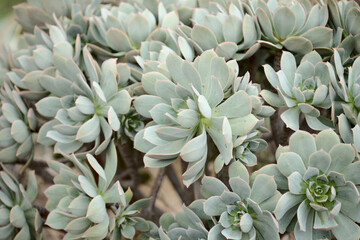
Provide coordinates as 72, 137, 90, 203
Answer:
197, 95, 212, 119
108, 90, 131, 115
128, 13, 151, 46
78, 175, 97, 198
282, 36, 313, 55
107, 107, 120, 131
10, 205, 26, 228
308, 150, 331, 173
206, 117, 233, 164
64, 217, 92, 235
82, 215, 109, 239
76, 115, 100, 143
328, 144, 355, 173
191, 24, 218, 50
105, 28, 133, 52
180, 128, 207, 162
289, 130, 316, 166
177, 109, 200, 128
10, 120, 29, 143
35, 97, 61, 118
87, 195, 107, 224
274, 192, 303, 220
46, 210, 74, 230
250, 174, 277, 204
214, 90, 251, 118
277, 152, 306, 177
280, 107, 300, 131
26, 171, 37, 202
201, 176, 229, 196
86, 154, 106, 181
204, 196, 227, 216
274, 7, 296, 39
75, 96, 95, 115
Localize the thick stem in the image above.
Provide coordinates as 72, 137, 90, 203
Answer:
165, 165, 192, 205
143, 168, 166, 222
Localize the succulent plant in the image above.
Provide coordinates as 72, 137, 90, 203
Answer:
158, 203, 209, 240
178, 0, 261, 60
36, 46, 131, 156
0, 82, 37, 163
257, 130, 360, 239
134, 50, 261, 185
4, 24, 85, 101
134, 29, 195, 73
251, 0, 333, 54
261, 50, 333, 130
201, 161, 281, 240
0, 164, 42, 239
329, 50, 360, 126
109, 188, 155, 239
14, 0, 101, 33
45, 141, 126, 239
87, 1, 180, 58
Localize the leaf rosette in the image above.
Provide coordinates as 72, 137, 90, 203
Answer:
261, 50, 332, 130
134, 50, 258, 186
251, 0, 333, 55
202, 162, 281, 240
14, 0, 101, 33
45, 141, 132, 239
88, 1, 180, 58
256, 130, 360, 239
178, 0, 261, 60
329, 50, 360, 127
36, 46, 132, 156
0, 164, 42, 240
0, 83, 37, 163
157, 203, 209, 240
328, 0, 360, 60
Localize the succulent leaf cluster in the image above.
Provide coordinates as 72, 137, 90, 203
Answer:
252, 0, 333, 54
0, 83, 37, 163
0, 0, 360, 239
45, 141, 147, 239
262, 50, 332, 130
0, 164, 42, 240
36, 47, 131, 156
158, 203, 209, 240
256, 129, 360, 239
202, 161, 281, 240
178, 0, 261, 60
134, 50, 263, 185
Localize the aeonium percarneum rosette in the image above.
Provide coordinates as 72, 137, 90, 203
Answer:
250, 0, 333, 55
329, 50, 360, 127
0, 164, 42, 240
134, 50, 261, 186
178, 0, 261, 61
256, 129, 360, 239
261, 50, 332, 131
45, 141, 151, 239
202, 161, 281, 240
36, 46, 131, 157
327, 0, 360, 61
87, 1, 181, 58
157, 204, 209, 240
0, 82, 37, 164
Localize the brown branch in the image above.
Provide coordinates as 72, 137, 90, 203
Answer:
165, 165, 193, 205
33, 204, 49, 220
143, 168, 166, 222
